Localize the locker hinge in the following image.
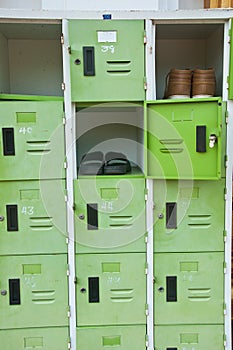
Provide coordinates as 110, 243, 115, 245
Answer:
62, 82, 66, 90
225, 155, 228, 168
145, 334, 149, 347
64, 160, 68, 169
67, 306, 71, 318
223, 230, 227, 242
223, 262, 227, 274
225, 110, 229, 124
144, 30, 147, 44
66, 237, 69, 244
145, 304, 149, 316
223, 302, 227, 315
145, 188, 148, 201
224, 187, 227, 200
64, 189, 68, 202
144, 77, 147, 90
68, 46, 71, 54
228, 29, 231, 43
145, 232, 148, 243
72, 203, 76, 211
68, 341, 71, 350
61, 34, 64, 45
67, 265, 70, 276
145, 262, 148, 275
63, 116, 66, 125
223, 334, 227, 347
74, 276, 78, 284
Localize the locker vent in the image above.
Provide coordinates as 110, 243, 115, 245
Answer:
107, 60, 131, 75
32, 290, 55, 304
109, 215, 133, 227
110, 288, 133, 302
159, 138, 184, 153
188, 214, 211, 228
188, 288, 211, 301
27, 141, 51, 155
30, 217, 53, 230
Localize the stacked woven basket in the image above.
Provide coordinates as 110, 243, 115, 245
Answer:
165, 68, 216, 99
204, 0, 233, 8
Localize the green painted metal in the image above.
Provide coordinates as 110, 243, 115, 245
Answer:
68, 20, 145, 102
154, 252, 224, 325
155, 325, 224, 349
0, 327, 69, 349
146, 97, 224, 179
77, 325, 146, 350
74, 177, 146, 253
0, 94, 64, 101
0, 101, 65, 180
76, 253, 146, 326
0, 254, 68, 329
154, 179, 225, 253
0, 180, 67, 255
228, 22, 233, 99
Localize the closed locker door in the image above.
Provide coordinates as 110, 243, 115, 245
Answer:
154, 252, 224, 325
153, 179, 225, 252
0, 180, 67, 255
76, 253, 146, 326
68, 20, 145, 102
74, 178, 146, 253
146, 98, 225, 180
0, 101, 65, 180
0, 255, 68, 329
77, 325, 146, 350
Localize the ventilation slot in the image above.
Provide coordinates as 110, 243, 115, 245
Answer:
110, 288, 133, 302
107, 60, 131, 75
26, 141, 51, 155
188, 214, 211, 228
160, 148, 183, 153
188, 288, 211, 301
32, 290, 55, 304
30, 217, 53, 230
160, 139, 183, 145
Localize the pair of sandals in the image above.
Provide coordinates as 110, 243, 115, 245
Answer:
79, 151, 131, 175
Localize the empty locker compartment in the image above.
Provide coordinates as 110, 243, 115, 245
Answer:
0, 180, 67, 255
145, 98, 225, 179
153, 179, 225, 253
0, 100, 65, 181
154, 252, 224, 325
74, 177, 146, 253
0, 254, 68, 329
76, 253, 146, 326
68, 20, 145, 102
77, 325, 146, 350
154, 324, 224, 349
0, 327, 69, 350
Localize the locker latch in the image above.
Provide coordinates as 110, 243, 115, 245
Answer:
209, 134, 217, 148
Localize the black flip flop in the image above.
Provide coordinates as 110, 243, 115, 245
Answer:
79, 151, 104, 175
104, 152, 131, 175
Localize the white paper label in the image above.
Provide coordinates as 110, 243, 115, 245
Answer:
97, 31, 117, 43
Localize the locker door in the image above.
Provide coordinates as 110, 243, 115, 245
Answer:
154, 325, 224, 350
0, 180, 67, 255
77, 325, 146, 350
68, 20, 145, 102
76, 253, 146, 326
154, 179, 225, 252
146, 98, 224, 179
154, 252, 224, 325
0, 101, 65, 180
0, 255, 68, 329
228, 17, 233, 99
74, 178, 146, 252
0, 327, 69, 350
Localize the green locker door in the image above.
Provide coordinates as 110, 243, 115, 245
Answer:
154, 252, 224, 325
154, 325, 224, 349
146, 98, 224, 179
0, 254, 68, 329
76, 253, 146, 326
0, 327, 69, 350
0, 101, 65, 180
77, 325, 146, 350
228, 18, 233, 99
0, 180, 67, 255
74, 177, 146, 253
154, 179, 225, 253
68, 20, 145, 102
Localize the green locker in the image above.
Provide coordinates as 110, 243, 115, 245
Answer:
0, 254, 68, 329
154, 179, 225, 253
77, 325, 146, 350
74, 177, 146, 253
0, 101, 65, 180
68, 20, 145, 102
146, 98, 225, 179
154, 325, 224, 349
0, 327, 69, 350
154, 252, 224, 325
0, 180, 67, 255
76, 253, 146, 326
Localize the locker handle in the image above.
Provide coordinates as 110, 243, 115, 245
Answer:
2, 128, 15, 156
9, 279, 21, 305
83, 47, 95, 76
196, 125, 206, 152
166, 203, 177, 229
6, 205, 18, 231
166, 276, 177, 302
87, 203, 98, 230
88, 277, 99, 303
